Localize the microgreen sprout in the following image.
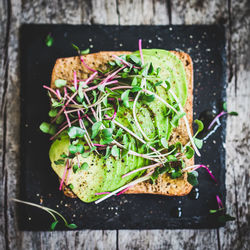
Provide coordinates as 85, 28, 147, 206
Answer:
45, 33, 53, 47
12, 198, 77, 230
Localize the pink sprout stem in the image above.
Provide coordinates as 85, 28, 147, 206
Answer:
66, 161, 72, 185
93, 144, 106, 147
56, 89, 62, 99
85, 80, 118, 92
83, 71, 98, 87
216, 195, 224, 209
73, 71, 77, 90
139, 39, 144, 65
59, 159, 69, 190
208, 111, 227, 130
116, 186, 132, 196
43, 85, 61, 100
112, 55, 131, 67
183, 164, 217, 183
100, 66, 126, 86
80, 56, 97, 73
95, 192, 111, 195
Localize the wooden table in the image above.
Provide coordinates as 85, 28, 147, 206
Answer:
0, 0, 249, 249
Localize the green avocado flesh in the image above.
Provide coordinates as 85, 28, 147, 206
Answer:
49, 49, 188, 203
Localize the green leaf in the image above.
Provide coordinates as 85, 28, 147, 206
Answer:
129, 55, 141, 66
121, 148, 129, 158
148, 63, 154, 75
171, 112, 186, 127
98, 84, 105, 92
55, 79, 67, 88
60, 153, 68, 158
185, 146, 194, 159
131, 86, 142, 93
73, 165, 79, 173
122, 134, 129, 148
171, 170, 182, 179
155, 80, 163, 87
131, 77, 138, 86
121, 90, 130, 108
114, 128, 123, 139
141, 93, 155, 102
72, 139, 79, 145
218, 214, 235, 223
54, 159, 65, 165
100, 128, 113, 145
48, 109, 58, 117
194, 138, 203, 149
81, 48, 90, 55
56, 115, 64, 125
223, 102, 227, 111
141, 65, 148, 77
69, 145, 77, 154
155, 67, 161, 76
80, 162, 89, 170
194, 119, 204, 134
160, 137, 168, 148
164, 80, 171, 91
209, 209, 219, 214
229, 111, 238, 116
187, 171, 199, 186
76, 144, 84, 154
167, 155, 178, 162
68, 126, 85, 139
51, 99, 63, 108
111, 145, 120, 158
72, 43, 80, 53
50, 220, 58, 230
104, 146, 111, 159
91, 121, 103, 139
69, 184, 74, 190
39, 122, 56, 135
92, 90, 97, 103
66, 223, 77, 229
45, 34, 53, 47
103, 96, 108, 107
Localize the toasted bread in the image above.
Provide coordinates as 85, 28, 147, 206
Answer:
51, 51, 193, 197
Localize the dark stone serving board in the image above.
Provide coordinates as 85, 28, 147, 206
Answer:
19, 24, 226, 230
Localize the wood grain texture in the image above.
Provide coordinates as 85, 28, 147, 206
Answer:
0, 0, 249, 249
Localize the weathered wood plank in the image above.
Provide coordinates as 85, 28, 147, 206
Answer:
2, 1, 116, 250
0, 0, 10, 249
219, 0, 250, 249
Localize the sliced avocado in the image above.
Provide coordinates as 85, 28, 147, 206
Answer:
49, 49, 188, 203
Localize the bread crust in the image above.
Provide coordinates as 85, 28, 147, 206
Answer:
51, 51, 194, 197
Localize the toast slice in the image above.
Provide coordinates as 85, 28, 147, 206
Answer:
51, 51, 194, 197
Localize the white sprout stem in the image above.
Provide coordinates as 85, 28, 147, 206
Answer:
67, 94, 109, 110
181, 164, 201, 172
168, 89, 201, 157
112, 140, 161, 163
110, 86, 179, 114
110, 119, 166, 163
122, 162, 162, 178
84, 92, 98, 121
133, 78, 150, 141
95, 173, 152, 204
12, 198, 57, 221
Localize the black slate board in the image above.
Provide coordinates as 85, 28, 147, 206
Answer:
19, 24, 227, 230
